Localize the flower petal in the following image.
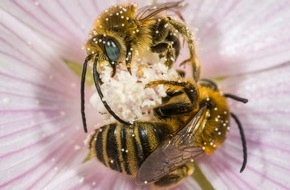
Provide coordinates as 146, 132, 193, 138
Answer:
0, 7, 102, 189
184, 0, 290, 77
0, 0, 121, 63
197, 63, 290, 189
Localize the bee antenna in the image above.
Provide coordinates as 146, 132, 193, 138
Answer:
224, 94, 248, 104
92, 55, 131, 126
81, 54, 93, 133
230, 112, 247, 173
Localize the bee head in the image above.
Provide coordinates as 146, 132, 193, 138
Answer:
86, 33, 128, 76
86, 34, 121, 59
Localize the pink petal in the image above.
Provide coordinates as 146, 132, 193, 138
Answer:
0, 5, 101, 189
184, 0, 290, 77
198, 63, 290, 189
0, 0, 120, 63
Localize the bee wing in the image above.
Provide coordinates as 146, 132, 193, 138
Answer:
136, 107, 207, 184
137, 1, 184, 21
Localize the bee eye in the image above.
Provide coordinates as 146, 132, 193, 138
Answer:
105, 40, 120, 62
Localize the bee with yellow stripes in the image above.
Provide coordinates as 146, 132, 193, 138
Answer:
81, 1, 200, 133
86, 79, 248, 188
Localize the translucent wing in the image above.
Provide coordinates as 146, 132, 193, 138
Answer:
136, 107, 207, 184
136, 1, 184, 21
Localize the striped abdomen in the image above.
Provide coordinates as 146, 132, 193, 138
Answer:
88, 122, 173, 176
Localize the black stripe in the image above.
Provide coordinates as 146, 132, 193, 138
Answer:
132, 126, 144, 167
106, 124, 122, 172
152, 124, 163, 143
96, 127, 105, 164
139, 125, 152, 158
121, 126, 131, 174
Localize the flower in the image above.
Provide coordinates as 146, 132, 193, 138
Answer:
1, 0, 290, 190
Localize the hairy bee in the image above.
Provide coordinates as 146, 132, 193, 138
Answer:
86, 79, 248, 188
81, 1, 200, 132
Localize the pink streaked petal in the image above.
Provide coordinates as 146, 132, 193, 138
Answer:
0, 7, 102, 190
196, 63, 290, 189
44, 160, 200, 190
0, 72, 95, 190
0, 0, 121, 63
184, 0, 290, 77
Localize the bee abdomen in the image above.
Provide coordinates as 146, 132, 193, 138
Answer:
91, 122, 171, 176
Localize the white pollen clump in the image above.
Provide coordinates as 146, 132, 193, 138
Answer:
90, 60, 181, 125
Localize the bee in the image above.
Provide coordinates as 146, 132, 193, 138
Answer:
81, 1, 200, 132
86, 79, 248, 188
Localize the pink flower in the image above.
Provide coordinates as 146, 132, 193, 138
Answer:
1, 0, 290, 189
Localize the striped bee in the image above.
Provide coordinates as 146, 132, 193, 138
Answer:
86, 79, 248, 188
81, 1, 200, 133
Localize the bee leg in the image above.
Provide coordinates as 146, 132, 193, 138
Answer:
166, 34, 180, 58
176, 69, 185, 78
161, 90, 183, 104
125, 45, 133, 74
151, 42, 169, 56
154, 102, 194, 118
167, 18, 200, 81
146, 80, 198, 104
154, 162, 194, 187
164, 44, 175, 68
151, 42, 175, 68
168, 35, 185, 77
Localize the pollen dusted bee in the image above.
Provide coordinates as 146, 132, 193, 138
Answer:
81, 1, 200, 132
86, 79, 248, 188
